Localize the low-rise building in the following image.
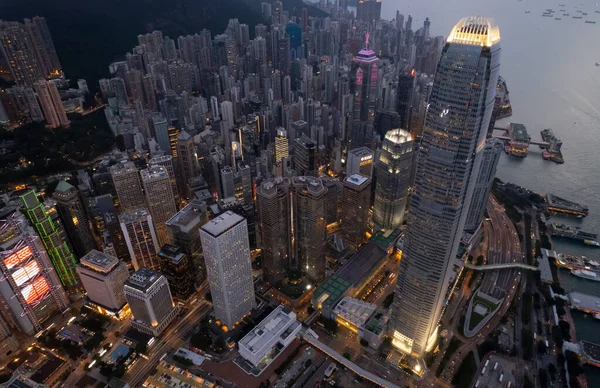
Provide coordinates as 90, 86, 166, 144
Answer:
238, 305, 302, 369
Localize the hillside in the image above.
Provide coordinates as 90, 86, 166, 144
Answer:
0, 0, 265, 89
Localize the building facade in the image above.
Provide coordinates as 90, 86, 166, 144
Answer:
340, 174, 372, 248
158, 244, 195, 300
141, 165, 177, 247
53, 181, 95, 258
119, 208, 160, 271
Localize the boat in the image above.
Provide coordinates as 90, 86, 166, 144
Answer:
556, 18, 562, 20
571, 269, 600, 282
525, 11, 531, 13
596, 62, 600, 66
573, 16, 583, 19
596, 11, 600, 14
564, 13, 570, 16
583, 13, 589, 15
543, 13, 553, 17
586, 20, 597, 23
585, 239, 600, 247
543, 151, 551, 160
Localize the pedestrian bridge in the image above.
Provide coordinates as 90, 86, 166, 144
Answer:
464, 262, 539, 271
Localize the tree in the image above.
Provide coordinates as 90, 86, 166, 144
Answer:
307, 306, 315, 315
359, 338, 368, 347
548, 363, 557, 381
343, 351, 351, 360
135, 342, 148, 354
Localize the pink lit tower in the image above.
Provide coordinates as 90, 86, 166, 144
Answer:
350, 32, 379, 150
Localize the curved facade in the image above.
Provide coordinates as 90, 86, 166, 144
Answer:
389, 17, 501, 358
373, 129, 413, 230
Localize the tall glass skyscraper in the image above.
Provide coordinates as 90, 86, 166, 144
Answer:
389, 17, 501, 358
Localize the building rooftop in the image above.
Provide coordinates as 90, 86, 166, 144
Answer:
119, 207, 151, 224
165, 200, 207, 231
348, 147, 374, 158
125, 267, 163, 293
344, 174, 370, 188
510, 123, 529, 143
200, 211, 244, 237
79, 250, 120, 273
385, 129, 412, 144
140, 165, 168, 182
313, 274, 352, 310
158, 244, 187, 265
447, 16, 500, 47
239, 305, 299, 355
337, 242, 388, 286
54, 180, 74, 193
333, 297, 377, 328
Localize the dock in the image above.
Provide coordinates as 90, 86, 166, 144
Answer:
568, 292, 600, 314
491, 124, 564, 162
547, 223, 596, 244
546, 194, 589, 217
582, 341, 600, 368
540, 129, 564, 163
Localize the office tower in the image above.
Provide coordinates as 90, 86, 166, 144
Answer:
321, 177, 343, 225
340, 174, 372, 248
20, 191, 79, 289
290, 176, 327, 282
119, 208, 160, 271
0, 314, 18, 362
200, 211, 256, 328
351, 34, 379, 149
110, 161, 145, 211
124, 267, 178, 336
141, 166, 177, 247
165, 201, 209, 280
464, 139, 503, 232
294, 135, 317, 177
0, 212, 70, 335
158, 244, 195, 300
389, 17, 501, 358
87, 195, 130, 261
346, 146, 374, 178
274, 128, 289, 166
220, 164, 252, 203
33, 80, 69, 128
53, 181, 95, 258
0, 21, 44, 86
356, 0, 382, 22
76, 250, 129, 314
290, 120, 308, 140
397, 70, 415, 130
153, 116, 170, 154
373, 129, 413, 230
177, 130, 200, 189
256, 178, 292, 284
149, 155, 180, 208
221, 100, 234, 130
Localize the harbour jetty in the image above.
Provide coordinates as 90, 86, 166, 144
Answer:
546, 193, 589, 217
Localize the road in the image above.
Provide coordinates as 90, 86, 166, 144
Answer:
124, 301, 212, 386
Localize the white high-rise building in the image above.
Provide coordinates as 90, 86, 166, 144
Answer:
220, 100, 234, 130
389, 17, 501, 359
119, 208, 160, 271
200, 211, 256, 328
124, 267, 178, 336
77, 250, 129, 315
111, 161, 145, 212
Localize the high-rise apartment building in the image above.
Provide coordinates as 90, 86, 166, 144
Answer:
124, 267, 178, 336
464, 139, 503, 232
274, 128, 289, 166
290, 176, 327, 282
23, 17, 62, 77
110, 161, 145, 211
294, 135, 317, 177
0, 212, 69, 335
33, 80, 69, 128
200, 211, 256, 328
149, 154, 180, 207
346, 146, 374, 178
76, 250, 129, 315
389, 17, 501, 358
119, 208, 160, 271
340, 174, 372, 248
141, 166, 177, 247
356, 0, 382, 23
256, 178, 291, 284
53, 181, 95, 258
158, 244, 195, 300
373, 129, 413, 230
20, 191, 79, 289
350, 34, 379, 149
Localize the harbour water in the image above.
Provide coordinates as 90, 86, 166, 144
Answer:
378, 0, 600, 382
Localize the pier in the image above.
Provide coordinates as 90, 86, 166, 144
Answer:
547, 223, 596, 243
546, 193, 589, 217
492, 123, 564, 162
568, 292, 600, 314
582, 341, 600, 368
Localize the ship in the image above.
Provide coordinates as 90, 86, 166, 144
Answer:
585, 239, 600, 247
548, 223, 597, 242
573, 16, 583, 19
556, 18, 562, 20
525, 11, 531, 13
586, 20, 597, 23
572, 269, 600, 282
583, 13, 589, 15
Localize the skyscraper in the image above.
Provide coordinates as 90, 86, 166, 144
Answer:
397, 70, 415, 130
356, 0, 382, 23
20, 191, 80, 289
274, 128, 289, 167
0, 212, 70, 335
346, 146, 374, 178
158, 244, 195, 300
290, 176, 327, 282
53, 181, 95, 258
76, 250, 129, 315
350, 33, 379, 149
464, 139, 503, 232
373, 129, 413, 230
141, 166, 177, 247
149, 154, 180, 208
340, 174, 372, 248
256, 178, 292, 284
294, 135, 317, 177
33, 80, 69, 128
124, 267, 178, 336
23, 17, 62, 77
119, 208, 160, 271
389, 17, 501, 358
200, 211, 256, 328
111, 161, 145, 211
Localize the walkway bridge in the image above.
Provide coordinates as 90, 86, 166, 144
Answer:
464, 262, 539, 271
492, 127, 550, 147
